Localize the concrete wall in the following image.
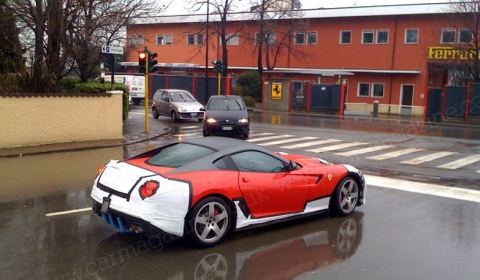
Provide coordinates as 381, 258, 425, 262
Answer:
263, 79, 290, 112
346, 103, 424, 116
0, 91, 123, 149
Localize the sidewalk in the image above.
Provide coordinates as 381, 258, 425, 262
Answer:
1, 109, 478, 158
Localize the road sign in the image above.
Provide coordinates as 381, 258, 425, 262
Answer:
101, 45, 124, 55
271, 82, 282, 100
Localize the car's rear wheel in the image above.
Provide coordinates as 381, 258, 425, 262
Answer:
330, 176, 359, 216
186, 197, 231, 248
152, 107, 159, 119
171, 111, 178, 122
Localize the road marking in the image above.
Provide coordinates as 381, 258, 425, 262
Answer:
400, 151, 457, 165
258, 136, 318, 146
367, 148, 424, 160
247, 134, 294, 142
335, 145, 394, 157
173, 133, 201, 137
437, 155, 480, 169
45, 207, 91, 217
365, 175, 480, 203
280, 139, 342, 149
306, 142, 367, 153
250, 132, 275, 136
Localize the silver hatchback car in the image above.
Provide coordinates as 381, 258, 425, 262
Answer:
151, 89, 205, 122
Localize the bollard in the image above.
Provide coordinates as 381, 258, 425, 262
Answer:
373, 100, 379, 117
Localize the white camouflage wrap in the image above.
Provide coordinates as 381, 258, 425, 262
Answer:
91, 160, 191, 237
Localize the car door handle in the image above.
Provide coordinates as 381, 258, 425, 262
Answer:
242, 178, 249, 183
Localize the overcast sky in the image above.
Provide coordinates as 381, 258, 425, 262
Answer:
163, 0, 451, 15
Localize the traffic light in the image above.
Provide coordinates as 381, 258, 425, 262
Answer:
218, 61, 224, 74
148, 51, 158, 73
138, 52, 146, 74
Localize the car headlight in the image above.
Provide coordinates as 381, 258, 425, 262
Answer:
178, 107, 187, 112
206, 117, 217, 124
238, 118, 249, 124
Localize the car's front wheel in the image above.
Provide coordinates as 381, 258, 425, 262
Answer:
171, 111, 178, 122
330, 176, 359, 216
152, 107, 159, 119
186, 197, 231, 248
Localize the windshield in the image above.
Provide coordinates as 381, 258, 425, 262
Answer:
207, 98, 245, 110
146, 143, 214, 168
170, 91, 196, 102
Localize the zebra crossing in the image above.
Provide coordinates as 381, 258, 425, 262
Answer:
171, 126, 480, 172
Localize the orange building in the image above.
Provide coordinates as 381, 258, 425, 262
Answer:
125, 3, 471, 116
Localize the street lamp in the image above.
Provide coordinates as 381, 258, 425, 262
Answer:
205, 0, 210, 99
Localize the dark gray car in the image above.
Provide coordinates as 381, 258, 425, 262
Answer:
151, 89, 204, 122
201, 95, 252, 138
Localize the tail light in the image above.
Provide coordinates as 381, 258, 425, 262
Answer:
139, 180, 160, 200
97, 166, 105, 175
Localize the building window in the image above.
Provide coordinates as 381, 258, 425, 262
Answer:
441, 29, 455, 44
362, 30, 374, 44
187, 34, 203, 45
307, 32, 317, 45
165, 34, 172, 45
129, 35, 144, 46
230, 33, 239, 45
405, 29, 418, 44
266, 33, 275, 45
255, 32, 275, 45
358, 83, 370, 97
197, 33, 204, 45
294, 32, 305, 45
340, 30, 351, 44
187, 34, 195, 45
156, 35, 164, 45
376, 30, 389, 44
459, 29, 473, 44
372, 84, 384, 97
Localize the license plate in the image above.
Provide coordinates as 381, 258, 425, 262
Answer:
131, 93, 137, 96
101, 197, 111, 214
222, 126, 233, 131
191, 113, 197, 117
132, 87, 137, 90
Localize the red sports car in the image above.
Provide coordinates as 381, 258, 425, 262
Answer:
91, 137, 366, 247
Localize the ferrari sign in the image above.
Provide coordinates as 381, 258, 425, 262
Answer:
271, 82, 282, 100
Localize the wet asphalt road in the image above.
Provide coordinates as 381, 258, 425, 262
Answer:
1, 106, 480, 279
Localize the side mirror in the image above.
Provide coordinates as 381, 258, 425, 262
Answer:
200, 108, 206, 111
286, 161, 298, 171
247, 108, 253, 112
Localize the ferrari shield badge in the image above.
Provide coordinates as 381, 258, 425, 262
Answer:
328, 174, 332, 181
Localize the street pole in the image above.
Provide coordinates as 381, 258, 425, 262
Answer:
144, 46, 149, 133
205, 0, 209, 100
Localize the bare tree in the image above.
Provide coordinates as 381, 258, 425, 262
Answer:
7, 0, 166, 93
187, 0, 245, 77
444, 0, 480, 84
247, 0, 309, 75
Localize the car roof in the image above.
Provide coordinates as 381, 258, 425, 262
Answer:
208, 95, 242, 99
156, 89, 191, 93
183, 136, 255, 152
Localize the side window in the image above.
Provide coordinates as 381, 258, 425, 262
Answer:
161, 92, 169, 102
231, 151, 285, 173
